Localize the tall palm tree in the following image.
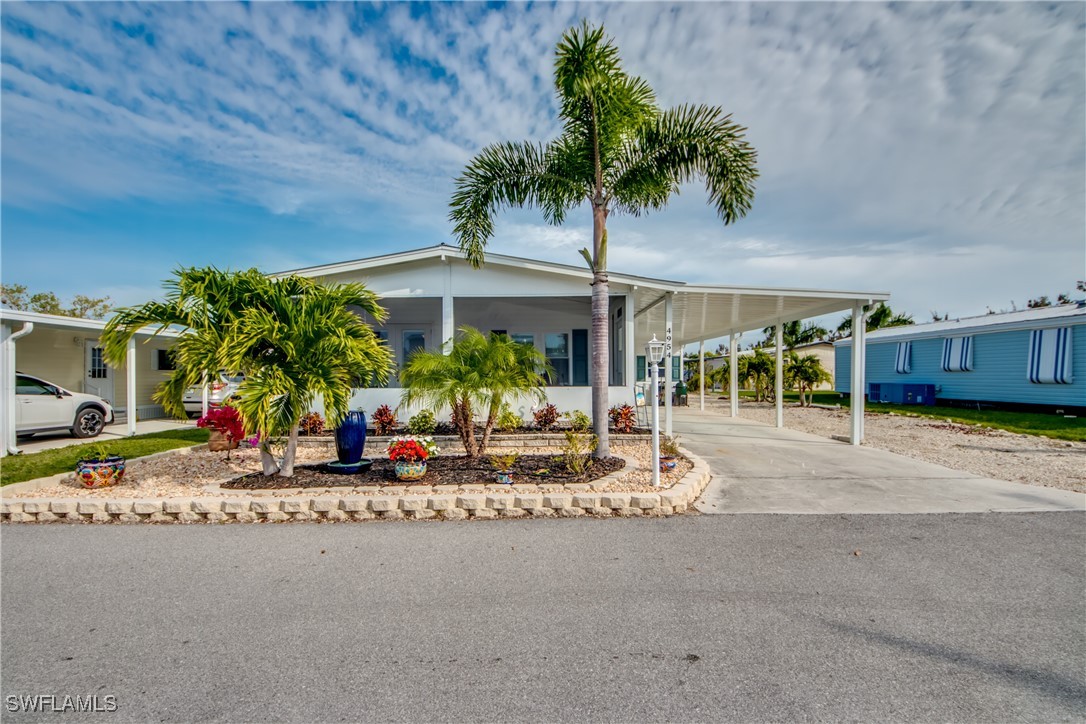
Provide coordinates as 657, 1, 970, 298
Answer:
102, 268, 393, 477
400, 327, 551, 457
448, 21, 758, 457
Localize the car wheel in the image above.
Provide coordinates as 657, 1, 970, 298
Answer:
72, 408, 106, 438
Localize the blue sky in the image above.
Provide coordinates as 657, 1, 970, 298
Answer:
2, 1, 1084, 327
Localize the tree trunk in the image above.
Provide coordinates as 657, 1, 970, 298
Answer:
458, 398, 478, 458
259, 440, 279, 476
477, 401, 499, 457
278, 425, 300, 477
591, 206, 610, 459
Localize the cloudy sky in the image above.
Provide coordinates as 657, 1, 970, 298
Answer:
2, 1, 1084, 331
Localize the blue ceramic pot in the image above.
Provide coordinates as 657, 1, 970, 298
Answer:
335, 410, 367, 465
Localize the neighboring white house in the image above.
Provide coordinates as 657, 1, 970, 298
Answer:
276, 244, 887, 441
0, 309, 181, 456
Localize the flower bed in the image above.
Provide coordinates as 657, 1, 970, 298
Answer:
222, 454, 625, 490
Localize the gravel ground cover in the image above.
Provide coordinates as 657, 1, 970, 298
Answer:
10, 440, 691, 498
704, 398, 1085, 493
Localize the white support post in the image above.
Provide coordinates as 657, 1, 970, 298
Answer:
729, 333, 739, 418
664, 293, 673, 438
857, 306, 868, 443
442, 260, 455, 348
201, 371, 209, 418
775, 324, 784, 428
650, 360, 660, 488
126, 337, 137, 436
2, 321, 34, 457
850, 303, 863, 445
624, 294, 636, 388
698, 340, 705, 411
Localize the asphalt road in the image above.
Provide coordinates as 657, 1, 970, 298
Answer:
2, 513, 1084, 723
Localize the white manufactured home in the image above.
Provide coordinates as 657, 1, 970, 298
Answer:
276, 244, 887, 440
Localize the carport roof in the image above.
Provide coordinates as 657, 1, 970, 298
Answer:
276, 244, 890, 345
0, 309, 181, 338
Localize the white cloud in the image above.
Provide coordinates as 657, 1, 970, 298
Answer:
1, 1, 1082, 319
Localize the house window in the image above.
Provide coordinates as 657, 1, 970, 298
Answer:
89, 347, 108, 379
941, 336, 973, 372
402, 330, 426, 365
894, 342, 911, 374
1028, 327, 1073, 384
545, 333, 570, 386
510, 333, 535, 348
153, 349, 177, 371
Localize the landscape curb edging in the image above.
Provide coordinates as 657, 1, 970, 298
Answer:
0, 448, 711, 524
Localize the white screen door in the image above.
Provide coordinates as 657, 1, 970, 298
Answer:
84, 341, 115, 405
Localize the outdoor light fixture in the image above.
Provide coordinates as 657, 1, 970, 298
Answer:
646, 335, 664, 487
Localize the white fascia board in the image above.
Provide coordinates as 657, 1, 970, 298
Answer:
676, 284, 890, 302
0, 309, 181, 338
836, 313, 1086, 346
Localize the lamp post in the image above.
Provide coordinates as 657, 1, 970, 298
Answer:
646, 335, 665, 487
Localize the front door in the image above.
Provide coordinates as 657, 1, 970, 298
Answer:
84, 340, 115, 405
387, 325, 431, 387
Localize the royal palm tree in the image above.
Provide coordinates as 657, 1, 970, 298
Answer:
102, 268, 393, 477
448, 21, 758, 457
400, 327, 551, 457
784, 352, 832, 407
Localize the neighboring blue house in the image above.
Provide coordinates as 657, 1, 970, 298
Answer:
835, 303, 1086, 413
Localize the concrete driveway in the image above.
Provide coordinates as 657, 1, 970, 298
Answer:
674, 408, 1086, 514
15, 418, 195, 454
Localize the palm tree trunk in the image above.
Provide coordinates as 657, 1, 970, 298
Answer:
459, 399, 478, 458
259, 440, 279, 476
591, 207, 610, 459
477, 401, 499, 457
278, 425, 300, 477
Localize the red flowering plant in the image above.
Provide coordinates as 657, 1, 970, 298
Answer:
196, 405, 246, 442
386, 436, 439, 463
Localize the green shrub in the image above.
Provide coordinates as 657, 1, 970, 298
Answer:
565, 409, 591, 433
496, 406, 522, 432
562, 430, 597, 476
407, 409, 437, 435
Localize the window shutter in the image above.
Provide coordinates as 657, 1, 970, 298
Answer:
636, 356, 646, 382
672, 356, 681, 382
571, 330, 589, 386
1028, 328, 1073, 384
894, 342, 911, 374
941, 336, 973, 372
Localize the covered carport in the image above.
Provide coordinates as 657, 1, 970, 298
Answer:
629, 283, 889, 445
0, 309, 180, 457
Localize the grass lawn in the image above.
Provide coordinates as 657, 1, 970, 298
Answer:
1, 428, 210, 486
726, 390, 1084, 442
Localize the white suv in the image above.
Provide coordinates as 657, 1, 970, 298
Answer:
15, 373, 115, 439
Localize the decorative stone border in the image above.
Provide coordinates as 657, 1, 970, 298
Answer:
0, 447, 710, 524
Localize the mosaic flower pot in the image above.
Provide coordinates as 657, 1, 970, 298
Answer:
76, 455, 126, 489
394, 461, 427, 481
495, 471, 513, 485
659, 456, 678, 472
335, 410, 368, 465
207, 431, 239, 452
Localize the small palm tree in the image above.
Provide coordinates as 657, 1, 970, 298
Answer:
743, 349, 775, 402
400, 327, 551, 457
449, 21, 758, 458
763, 321, 829, 350
103, 268, 393, 477
785, 353, 832, 407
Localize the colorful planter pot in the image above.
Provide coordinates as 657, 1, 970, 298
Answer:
659, 456, 678, 472
76, 456, 126, 489
394, 461, 427, 481
335, 410, 368, 465
495, 471, 513, 485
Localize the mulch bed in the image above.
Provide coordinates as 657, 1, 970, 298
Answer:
222, 454, 625, 490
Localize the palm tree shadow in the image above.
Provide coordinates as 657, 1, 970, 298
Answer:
815, 617, 1086, 710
